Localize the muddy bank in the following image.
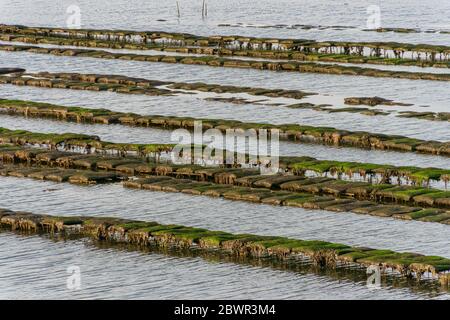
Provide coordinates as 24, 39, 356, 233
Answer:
0, 209, 449, 284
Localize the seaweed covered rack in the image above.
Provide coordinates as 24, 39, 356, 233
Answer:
1, 209, 450, 285
1, 6, 450, 299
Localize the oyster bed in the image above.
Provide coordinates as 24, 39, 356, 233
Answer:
1, 2, 450, 298
1, 209, 450, 284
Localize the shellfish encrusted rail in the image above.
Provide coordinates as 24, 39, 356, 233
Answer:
0, 70, 314, 99
1, 24, 450, 64
123, 176, 450, 223
3, 43, 450, 82
1, 209, 450, 284
2, 72, 415, 119
4, 32, 450, 69
1, 123, 450, 185
0, 96, 449, 157
1, 147, 450, 223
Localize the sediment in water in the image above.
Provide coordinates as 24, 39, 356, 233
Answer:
0, 67, 26, 74
398, 111, 450, 122
0, 70, 439, 120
